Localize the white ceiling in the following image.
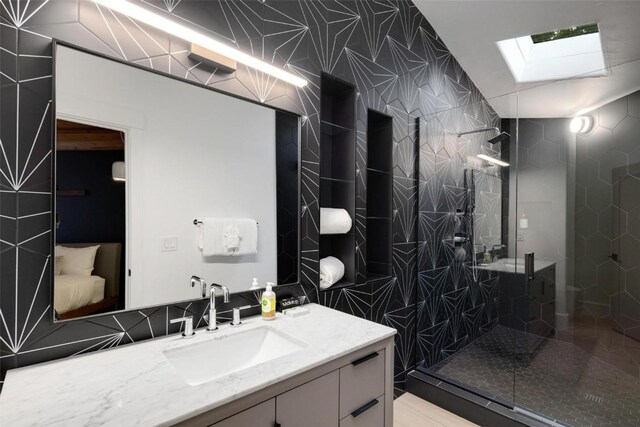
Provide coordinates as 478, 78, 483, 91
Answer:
412, 0, 640, 118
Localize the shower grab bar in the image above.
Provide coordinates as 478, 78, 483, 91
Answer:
193, 219, 258, 225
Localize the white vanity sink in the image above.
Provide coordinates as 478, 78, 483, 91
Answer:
498, 259, 520, 269
163, 326, 306, 386
0, 304, 397, 426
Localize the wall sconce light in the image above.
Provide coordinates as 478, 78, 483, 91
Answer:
112, 161, 126, 182
94, 0, 308, 87
569, 116, 593, 133
477, 154, 510, 167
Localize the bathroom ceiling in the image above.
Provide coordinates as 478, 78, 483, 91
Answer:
412, 0, 640, 118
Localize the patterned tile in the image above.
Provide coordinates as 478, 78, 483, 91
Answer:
0, 0, 498, 398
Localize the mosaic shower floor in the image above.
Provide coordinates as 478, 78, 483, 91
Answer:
424, 326, 640, 426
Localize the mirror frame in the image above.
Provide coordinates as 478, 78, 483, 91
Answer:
464, 165, 505, 256
51, 40, 302, 323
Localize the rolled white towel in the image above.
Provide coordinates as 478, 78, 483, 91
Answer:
319, 256, 345, 289
320, 208, 352, 234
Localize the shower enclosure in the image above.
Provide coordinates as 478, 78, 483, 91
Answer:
413, 58, 640, 426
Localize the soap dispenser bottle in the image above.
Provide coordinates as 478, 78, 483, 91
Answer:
483, 245, 492, 264
261, 282, 276, 320
250, 277, 260, 290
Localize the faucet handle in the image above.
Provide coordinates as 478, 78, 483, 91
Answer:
170, 316, 195, 338
231, 305, 252, 327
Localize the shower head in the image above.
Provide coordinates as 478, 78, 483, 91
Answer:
488, 132, 510, 145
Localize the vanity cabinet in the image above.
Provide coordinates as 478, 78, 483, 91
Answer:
276, 371, 339, 426
493, 262, 556, 340
210, 376, 344, 427
188, 338, 393, 427
524, 265, 556, 337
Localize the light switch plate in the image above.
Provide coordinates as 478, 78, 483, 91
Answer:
161, 237, 178, 252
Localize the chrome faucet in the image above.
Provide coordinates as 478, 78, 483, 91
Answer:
207, 283, 230, 332
491, 244, 506, 262
191, 275, 206, 297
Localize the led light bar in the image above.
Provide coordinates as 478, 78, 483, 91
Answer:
94, 0, 308, 87
478, 154, 509, 167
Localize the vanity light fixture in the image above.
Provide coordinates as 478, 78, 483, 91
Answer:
93, 0, 308, 87
112, 161, 126, 182
477, 154, 509, 167
569, 116, 593, 133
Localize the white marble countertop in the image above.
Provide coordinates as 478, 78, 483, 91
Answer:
475, 257, 556, 274
0, 304, 396, 426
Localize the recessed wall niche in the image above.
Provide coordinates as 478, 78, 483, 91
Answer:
366, 110, 393, 279
319, 73, 356, 289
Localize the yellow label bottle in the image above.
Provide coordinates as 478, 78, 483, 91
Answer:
261, 282, 276, 320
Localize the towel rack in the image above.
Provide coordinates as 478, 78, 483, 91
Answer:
193, 219, 258, 225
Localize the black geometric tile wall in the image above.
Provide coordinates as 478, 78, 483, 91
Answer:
0, 0, 498, 394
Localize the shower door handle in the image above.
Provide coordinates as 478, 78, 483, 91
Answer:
525, 252, 535, 281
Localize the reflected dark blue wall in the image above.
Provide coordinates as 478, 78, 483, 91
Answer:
56, 150, 125, 245
56, 150, 126, 293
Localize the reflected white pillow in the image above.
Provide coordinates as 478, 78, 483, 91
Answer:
54, 256, 64, 276
55, 245, 100, 277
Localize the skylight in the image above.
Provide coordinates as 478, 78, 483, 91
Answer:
531, 23, 599, 44
496, 23, 607, 83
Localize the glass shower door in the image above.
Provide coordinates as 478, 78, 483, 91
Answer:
512, 60, 640, 426
415, 92, 519, 411
509, 112, 566, 423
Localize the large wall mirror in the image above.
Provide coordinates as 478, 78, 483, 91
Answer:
53, 44, 300, 321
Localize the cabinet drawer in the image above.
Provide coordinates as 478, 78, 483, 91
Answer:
340, 395, 384, 427
210, 398, 275, 427
339, 349, 385, 419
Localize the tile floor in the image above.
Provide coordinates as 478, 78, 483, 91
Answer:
394, 392, 478, 427
556, 313, 640, 378
423, 325, 640, 426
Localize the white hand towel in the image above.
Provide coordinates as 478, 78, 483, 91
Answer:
320, 208, 352, 234
319, 256, 345, 289
232, 219, 258, 255
224, 225, 241, 251
199, 218, 258, 256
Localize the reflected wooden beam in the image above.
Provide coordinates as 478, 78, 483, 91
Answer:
56, 119, 124, 151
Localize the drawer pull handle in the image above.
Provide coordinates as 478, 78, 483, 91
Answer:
351, 352, 378, 366
351, 399, 379, 418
